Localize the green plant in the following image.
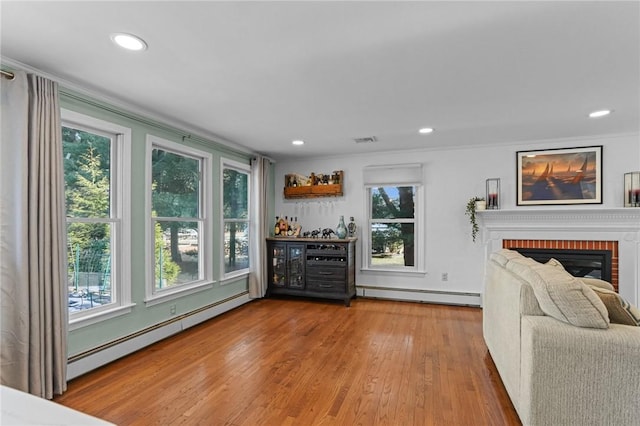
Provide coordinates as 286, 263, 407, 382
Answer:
465, 197, 485, 242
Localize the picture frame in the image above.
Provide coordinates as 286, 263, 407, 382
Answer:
516, 146, 602, 206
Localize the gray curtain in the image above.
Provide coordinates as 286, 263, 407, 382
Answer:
248, 156, 270, 298
0, 71, 68, 398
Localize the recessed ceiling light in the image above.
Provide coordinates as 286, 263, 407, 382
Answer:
588, 109, 612, 118
292, 140, 304, 146
111, 33, 148, 51
419, 127, 434, 134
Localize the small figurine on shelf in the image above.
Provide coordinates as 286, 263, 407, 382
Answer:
322, 228, 335, 239
348, 216, 357, 237
310, 228, 321, 238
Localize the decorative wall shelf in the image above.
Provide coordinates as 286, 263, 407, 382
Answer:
284, 184, 343, 199
283, 170, 344, 199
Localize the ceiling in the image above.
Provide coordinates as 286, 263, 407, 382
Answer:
2, 1, 639, 161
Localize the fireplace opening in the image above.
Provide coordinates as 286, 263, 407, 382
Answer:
512, 248, 612, 284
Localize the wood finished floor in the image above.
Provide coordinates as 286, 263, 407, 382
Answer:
55, 298, 521, 425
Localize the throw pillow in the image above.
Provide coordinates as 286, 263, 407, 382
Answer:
546, 258, 564, 268
513, 262, 610, 329
587, 285, 640, 326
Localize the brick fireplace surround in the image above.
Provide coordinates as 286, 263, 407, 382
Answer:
479, 209, 640, 307
502, 239, 618, 290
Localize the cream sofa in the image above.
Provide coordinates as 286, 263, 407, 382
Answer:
483, 249, 640, 426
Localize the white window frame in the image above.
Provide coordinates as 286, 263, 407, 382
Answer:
145, 135, 213, 306
220, 158, 251, 281
362, 183, 425, 274
62, 109, 134, 330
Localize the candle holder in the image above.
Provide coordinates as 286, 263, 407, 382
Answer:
486, 178, 500, 209
624, 172, 640, 207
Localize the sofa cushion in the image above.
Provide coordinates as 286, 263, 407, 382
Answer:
509, 261, 610, 329
588, 286, 640, 326
490, 249, 528, 267
580, 277, 615, 291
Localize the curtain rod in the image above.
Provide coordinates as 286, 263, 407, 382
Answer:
1, 70, 15, 80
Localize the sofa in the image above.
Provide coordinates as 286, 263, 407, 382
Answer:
483, 249, 640, 426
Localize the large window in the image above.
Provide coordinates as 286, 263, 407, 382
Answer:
363, 164, 424, 272
147, 136, 212, 302
221, 159, 251, 278
62, 110, 132, 326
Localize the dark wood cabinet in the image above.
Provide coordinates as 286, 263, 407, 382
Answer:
267, 237, 356, 306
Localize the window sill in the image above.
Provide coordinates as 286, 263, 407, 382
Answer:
69, 303, 136, 331
360, 268, 427, 277
220, 271, 250, 286
144, 280, 215, 307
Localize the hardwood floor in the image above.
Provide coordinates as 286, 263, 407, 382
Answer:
54, 298, 521, 425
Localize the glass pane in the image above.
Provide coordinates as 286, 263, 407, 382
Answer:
370, 222, 415, 267
155, 221, 200, 289
371, 186, 415, 219
223, 168, 248, 219
152, 149, 199, 218
67, 222, 113, 312
224, 221, 249, 274
63, 126, 111, 218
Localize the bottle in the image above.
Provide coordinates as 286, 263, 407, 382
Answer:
336, 215, 347, 239
348, 216, 356, 238
274, 216, 280, 236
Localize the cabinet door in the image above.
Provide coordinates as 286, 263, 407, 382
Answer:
270, 244, 287, 287
287, 244, 305, 288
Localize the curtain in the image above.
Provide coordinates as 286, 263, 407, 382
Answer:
248, 156, 270, 298
0, 71, 68, 398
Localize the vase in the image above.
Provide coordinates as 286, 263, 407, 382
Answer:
475, 200, 486, 211
336, 215, 348, 239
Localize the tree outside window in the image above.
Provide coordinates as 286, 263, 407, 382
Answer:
369, 186, 416, 268
222, 161, 250, 277
151, 148, 202, 289
63, 126, 114, 313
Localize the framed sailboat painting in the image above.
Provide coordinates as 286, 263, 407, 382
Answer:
516, 146, 603, 205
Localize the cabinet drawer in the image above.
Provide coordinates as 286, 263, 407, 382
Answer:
306, 267, 345, 281
306, 279, 345, 292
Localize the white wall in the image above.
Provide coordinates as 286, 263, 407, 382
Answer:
274, 133, 639, 305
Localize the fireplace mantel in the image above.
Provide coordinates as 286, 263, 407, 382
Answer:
478, 208, 640, 232
478, 208, 640, 306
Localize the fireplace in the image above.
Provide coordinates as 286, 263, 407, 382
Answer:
479, 209, 640, 307
503, 239, 618, 291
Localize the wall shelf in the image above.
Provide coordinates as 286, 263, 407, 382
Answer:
283, 170, 344, 199
284, 184, 343, 199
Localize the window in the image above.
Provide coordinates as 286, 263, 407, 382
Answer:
221, 159, 250, 279
146, 136, 212, 302
62, 110, 132, 327
363, 164, 424, 272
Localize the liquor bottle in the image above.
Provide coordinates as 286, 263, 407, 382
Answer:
279, 216, 288, 235
274, 216, 280, 236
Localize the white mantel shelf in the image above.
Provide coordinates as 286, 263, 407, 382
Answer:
477, 208, 640, 306
478, 208, 640, 232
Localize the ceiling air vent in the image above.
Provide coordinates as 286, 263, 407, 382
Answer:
354, 136, 377, 144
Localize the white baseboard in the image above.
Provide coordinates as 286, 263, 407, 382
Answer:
67, 293, 251, 380
356, 286, 481, 306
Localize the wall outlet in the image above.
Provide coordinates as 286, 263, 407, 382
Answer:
169, 304, 176, 315
441, 272, 448, 281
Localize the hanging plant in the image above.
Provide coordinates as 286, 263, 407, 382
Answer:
465, 197, 485, 242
